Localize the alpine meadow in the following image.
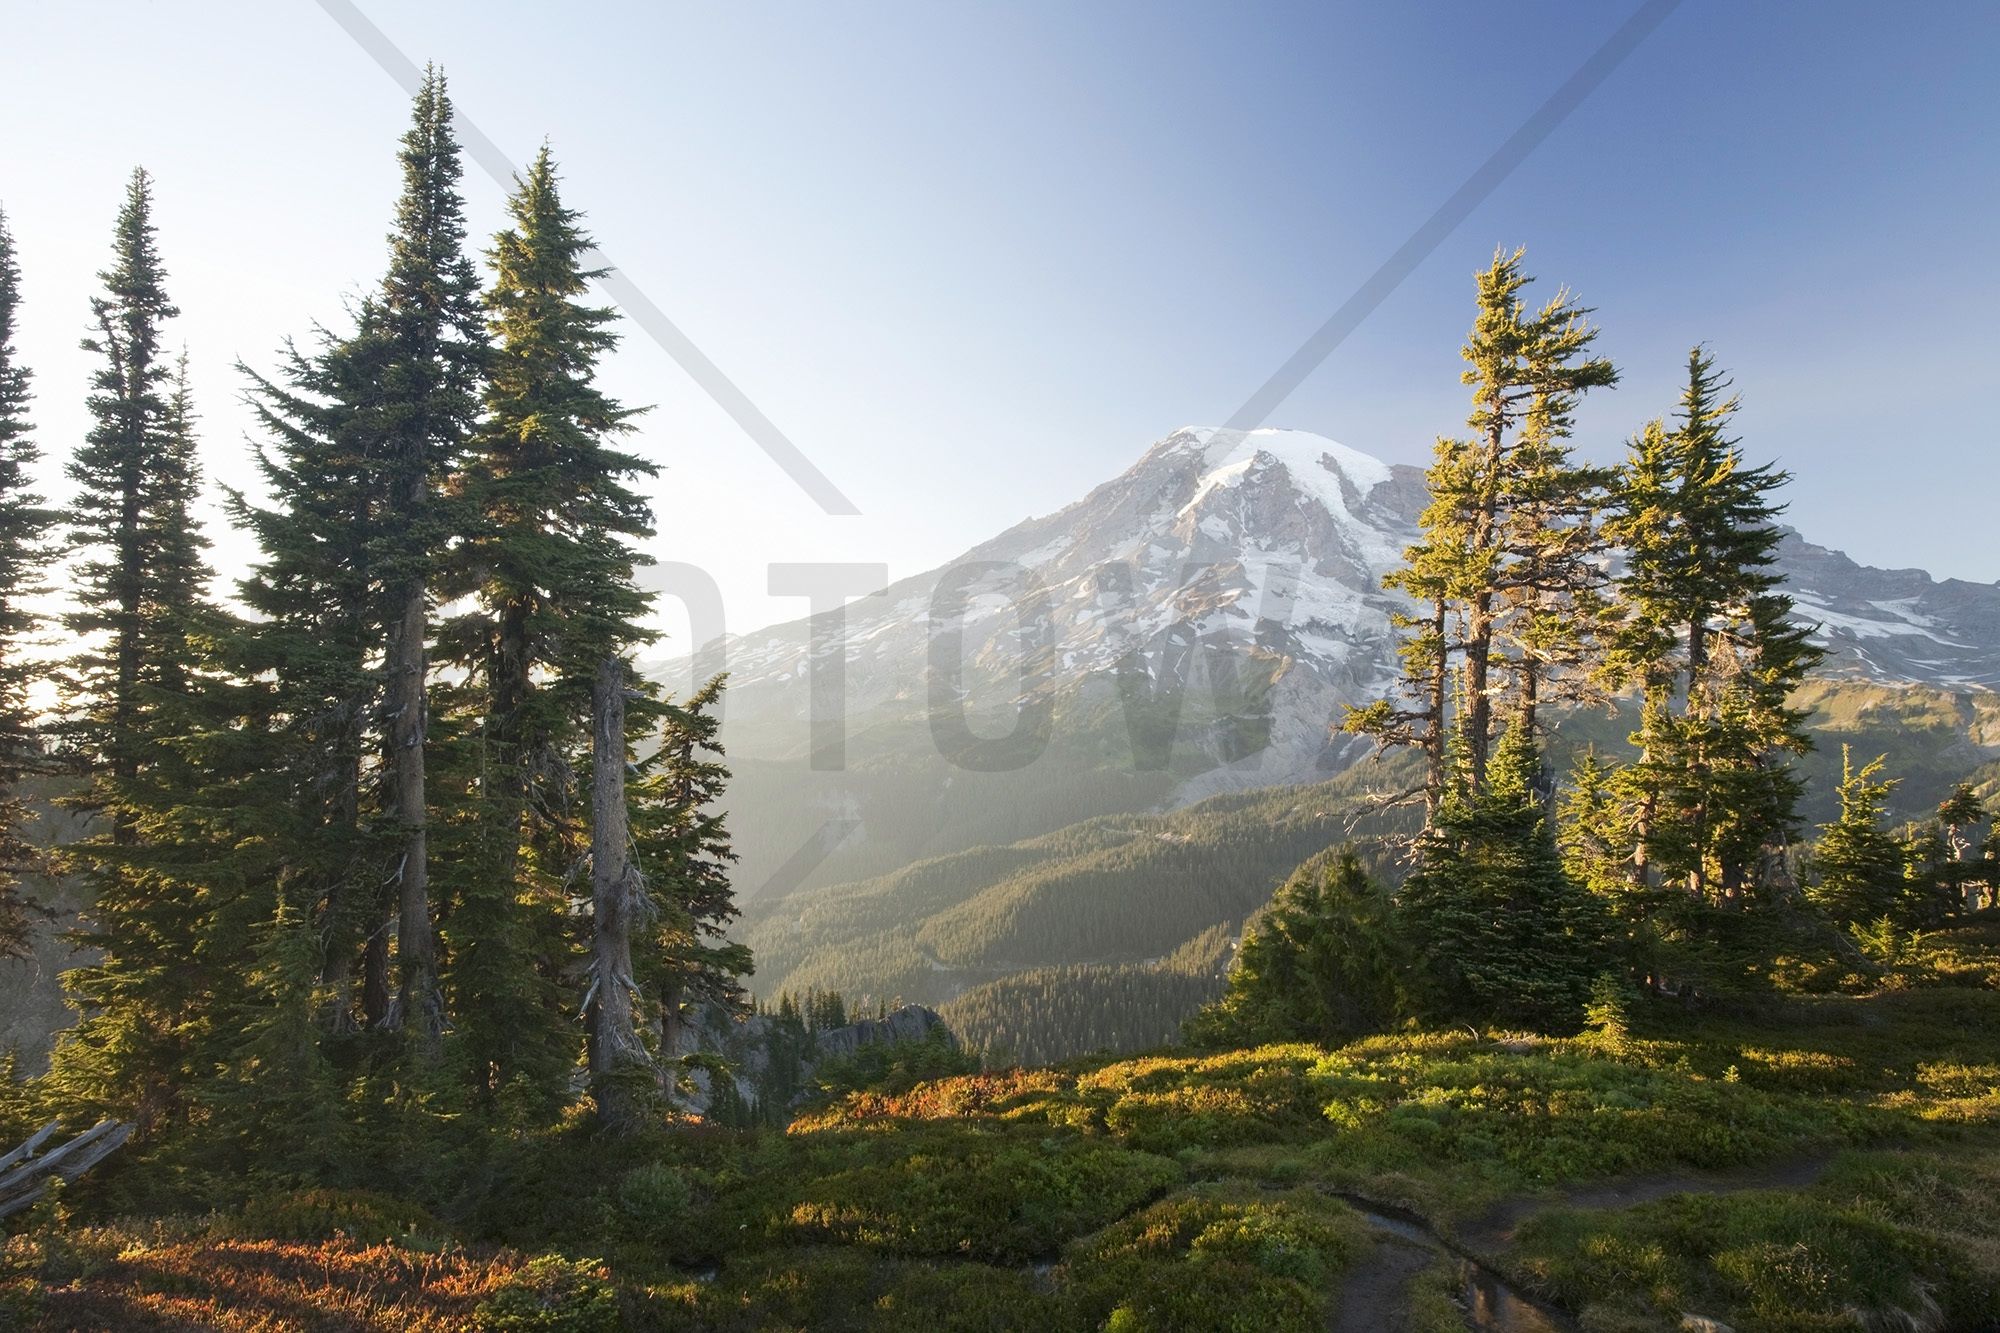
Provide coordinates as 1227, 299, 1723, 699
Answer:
3, 7, 2000, 1332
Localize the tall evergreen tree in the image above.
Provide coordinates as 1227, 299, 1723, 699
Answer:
58, 169, 197, 816
0, 207, 53, 959
1347, 250, 1615, 810
1602, 349, 1822, 903
48, 174, 225, 1133
437, 145, 654, 1110
232, 325, 391, 1029
1451, 251, 1616, 789
364, 69, 488, 1056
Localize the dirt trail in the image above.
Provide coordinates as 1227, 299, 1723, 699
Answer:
1325, 1150, 1841, 1331
1329, 1233, 1436, 1333
1457, 1151, 1837, 1253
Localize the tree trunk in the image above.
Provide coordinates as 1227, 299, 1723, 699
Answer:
588, 655, 650, 1131
1464, 588, 1494, 792
110, 327, 146, 845
388, 579, 439, 1055
362, 920, 391, 1028
319, 741, 365, 1032
1423, 597, 1447, 825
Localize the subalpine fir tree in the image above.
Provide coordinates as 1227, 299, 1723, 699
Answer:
1602, 349, 1821, 903
1453, 251, 1616, 787
232, 325, 392, 1028
1807, 748, 1905, 928
1347, 250, 1615, 810
631, 675, 750, 1091
49, 173, 225, 1134
1184, 847, 1401, 1048
1397, 725, 1607, 1031
0, 207, 53, 959
59, 169, 196, 821
365, 69, 488, 1057
1496, 351, 1618, 743
1926, 784, 1993, 915
438, 146, 654, 1113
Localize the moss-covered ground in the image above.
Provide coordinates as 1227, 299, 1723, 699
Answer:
8, 920, 2000, 1331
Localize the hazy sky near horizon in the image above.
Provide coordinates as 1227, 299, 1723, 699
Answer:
3, 2, 1996, 669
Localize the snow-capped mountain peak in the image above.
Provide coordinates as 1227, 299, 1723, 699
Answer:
669, 426, 2000, 798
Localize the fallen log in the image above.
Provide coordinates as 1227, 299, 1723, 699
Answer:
0, 1119, 134, 1219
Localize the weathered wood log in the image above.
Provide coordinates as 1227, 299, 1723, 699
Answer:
0, 1121, 58, 1175
0, 1118, 134, 1219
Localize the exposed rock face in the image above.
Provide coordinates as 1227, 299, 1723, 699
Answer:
807, 1006, 950, 1060
667, 1003, 953, 1119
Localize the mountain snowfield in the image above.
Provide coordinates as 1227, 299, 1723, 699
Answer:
686, 424, 2000, 756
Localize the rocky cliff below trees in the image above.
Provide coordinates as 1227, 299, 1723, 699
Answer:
665, 1002, 958, 1123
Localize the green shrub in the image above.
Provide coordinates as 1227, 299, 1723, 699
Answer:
780, 1132, 1179, 1262
612, 1160, 698, 1246
661, 1247, 1049, 1331
1512, 1154, 2000, 1332
219, 1187, 436, 1244
0, 1276, 44, 1328
476, 1254, 623, 1332
1061, 1188, 1366, 1332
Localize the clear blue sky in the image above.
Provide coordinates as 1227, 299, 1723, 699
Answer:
4, 2, 1996, 661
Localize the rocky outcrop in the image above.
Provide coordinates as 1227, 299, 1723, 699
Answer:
666, 1003, 953, 1120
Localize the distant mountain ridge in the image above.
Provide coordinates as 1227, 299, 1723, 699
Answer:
667, 427, 2000, 899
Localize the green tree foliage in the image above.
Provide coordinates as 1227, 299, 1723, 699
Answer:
56, 169, 203, 808
368, 67, 489, 1058
47, 173, 227, 1136
1805, 749, 1911, 930
1185, 849, 1400, 1048
1399, 728, 1607, 1031
1910, 782, 1995, 919
633, 677, 751, 1079
1347, 249, 1616, 809
232, 321, 392, 1031
1601, 350, 1822, 903
0, 206, 53, 959
437, 145, 654, 1112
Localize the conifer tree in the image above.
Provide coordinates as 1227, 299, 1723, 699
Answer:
1807, 748, 1905, 928
232, 326, 390, 1028
0, 207, 53, 959
1397, 726, 1607, 1031
59, 169, 196, 818
1452, 252, 1616, 787
1602, 349, 1821, 903
632, 675, 751, 1086
1929, 784, 1992, 914
1184, 847, 1401, 1047
48, 173, 225, 1134
365, 69, 488, 1055
1347, 250, 1614, 809
439, 145, 654, 1110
